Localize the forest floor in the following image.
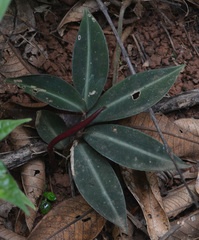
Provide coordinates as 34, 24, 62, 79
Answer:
0, 0, 199, 239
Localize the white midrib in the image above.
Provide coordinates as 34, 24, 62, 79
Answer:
79, 144, 122, 220
88, 131, 167, 162
105, 68, 180, 109
84, 19, 91, 104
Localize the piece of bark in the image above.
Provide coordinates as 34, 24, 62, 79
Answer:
153, 89, 199, 113
0, 141, 47, 170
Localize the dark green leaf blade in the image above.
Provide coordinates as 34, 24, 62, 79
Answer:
84, 124, 189, 171
88, 65, 184, 123
0, 118, 31, 141
71, 141, 127, 232
6, 75, 86, 112
36, 110, 70, 149
0, 160, 35, 214
72, 10, 109, 110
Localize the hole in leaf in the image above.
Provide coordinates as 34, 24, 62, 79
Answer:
33, 89, 38, 93
131, 91, 141, 100
34, 170, 40, 176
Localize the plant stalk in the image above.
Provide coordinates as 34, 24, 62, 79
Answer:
48, 107, 105, 166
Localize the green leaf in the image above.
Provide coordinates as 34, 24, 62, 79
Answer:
0, 118, 31, 141
71, 141, 127, 232
40, 199, 51, 215
6, 75, 86, 112
84, 124, 189, 171
88, 65, 184, 123
72, 10, 109, 110
45, 192, 56, 202
36, 110, 70, 149
0, 0, 11, 22
0, 160, 35, 214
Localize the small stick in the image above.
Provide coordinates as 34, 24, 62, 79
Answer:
96, 0, 136, 75
112, 0, 133, 85
150, 0, 172, 26
183, 25, 199, 57
160, 21, 178, 56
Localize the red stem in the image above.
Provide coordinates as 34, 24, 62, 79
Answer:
48, 107, 105, 154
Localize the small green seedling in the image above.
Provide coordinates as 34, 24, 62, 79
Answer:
40, 192, 56, 215
6, 10, 189, 232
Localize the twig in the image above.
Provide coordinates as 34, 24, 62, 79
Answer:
109, 0, 121, 7
132, 34, 146, 64
127, 210, 148, 235
112, 0, 133, 85
96, 0, 136, 75
135, 33, 149, 63
1, 141, 47, 170
96, 0, 198, 208
150, 0, 172, 26
153, 89, 199, 113
160, 22, 178, 56
183, 25, 199, 57
159, 222, 182, 240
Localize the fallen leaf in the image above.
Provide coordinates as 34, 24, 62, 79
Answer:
121, 168, 170, 240
166, 210, 199, 240
27, 195, 106, 240
10, 126, 45, 231
133, 2, 145, 19
175, 118, 199, 195
163, 180, 199, 218
174, 118, 199, 138
0, 35, 38, 81
0, 224, 26, 240
0, 0, 35, 35
0, 199, 13, 219
112, 218, 134, 240
120, 112, 199, 162
57, 0, 99, 36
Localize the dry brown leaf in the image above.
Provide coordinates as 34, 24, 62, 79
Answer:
0, 224, 26, 240
166, 210, 199, 240
27, 195, 106, 240
0, 199, 13, 219
133, 2, 145, 19
173, 118, 199, 195
57, 0, 99, 36
0, 34, 38, 96
121, 168, 170, 240
120, 112, 199, 162
174, 118, 199, 138
23, 40, 48, 69
163, 181, 199, 218
0, 0, 35, 35
10, 126, 45, 231
0, 35, 38, 79
112, 218, 134, 240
